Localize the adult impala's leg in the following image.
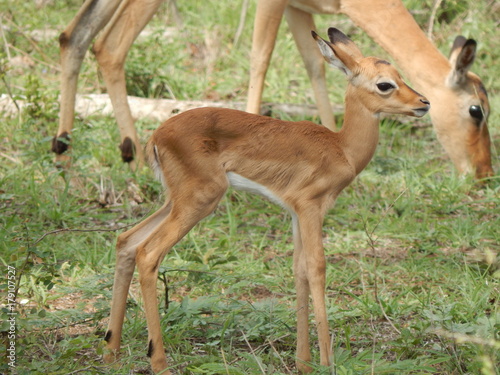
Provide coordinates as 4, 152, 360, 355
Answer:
284, 7, 335, 130
104, 202, 173, 364
246, 0, 288, 115
92, 0, 163, 169
136, 180, 228, 373
54, 0, 123, 167
292, 215, 313, 372
297, 208, 331, 370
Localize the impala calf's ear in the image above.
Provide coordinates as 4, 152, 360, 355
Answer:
327, 27, 364, 62
312, 30, 357, 78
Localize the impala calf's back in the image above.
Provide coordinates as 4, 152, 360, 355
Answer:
103, 28, 429, 374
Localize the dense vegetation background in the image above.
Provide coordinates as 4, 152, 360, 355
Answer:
1, 0, 498, 373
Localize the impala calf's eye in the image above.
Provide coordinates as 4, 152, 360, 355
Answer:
377, 82, 395, 92
469, 105, 483, 122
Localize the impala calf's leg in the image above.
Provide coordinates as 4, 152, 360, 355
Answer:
104, 202, 173, 364
299, 211, 331, 369
291, 207, 331, 372
136, 182, 228, 373
292, 216, 313, 372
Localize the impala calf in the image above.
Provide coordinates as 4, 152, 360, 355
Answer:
103, 28, 429, 374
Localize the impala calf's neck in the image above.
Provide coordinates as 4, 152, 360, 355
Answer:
104, 28, 429, 374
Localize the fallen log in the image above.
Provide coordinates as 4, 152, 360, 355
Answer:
0, 93, 339, 121
0, 93, 429, 127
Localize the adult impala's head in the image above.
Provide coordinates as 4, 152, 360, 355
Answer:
313, 28, 430, 119
430, 36, 493, 179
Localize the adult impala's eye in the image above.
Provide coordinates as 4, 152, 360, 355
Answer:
376, 82, 395, 92
469, 105, 483, 122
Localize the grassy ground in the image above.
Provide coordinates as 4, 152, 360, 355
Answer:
1, 0, 499, 374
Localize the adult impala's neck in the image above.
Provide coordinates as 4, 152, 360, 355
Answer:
342, 0, 450, 93
338, 88, 380, 176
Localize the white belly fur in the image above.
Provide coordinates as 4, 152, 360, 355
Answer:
227, 172, 288, 209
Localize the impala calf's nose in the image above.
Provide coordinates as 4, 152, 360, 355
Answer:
412, 97, 430, 117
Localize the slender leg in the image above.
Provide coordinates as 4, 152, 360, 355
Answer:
104, 202, 173, 365
296, 209, 331, 370
246, 0, 288, 115
292, 215, 313, 372
136, 183, 227, 373
54, 0, 123, 167
284, 6, 336, 130
92, 0, 163, 169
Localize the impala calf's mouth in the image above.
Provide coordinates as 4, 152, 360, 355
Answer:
413, 99, 430, 117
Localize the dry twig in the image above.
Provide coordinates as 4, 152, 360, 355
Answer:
427, 0, 443, 40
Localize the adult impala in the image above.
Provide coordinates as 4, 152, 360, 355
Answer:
247, 0, 493, 179
103, 28, 430, 373
54, 0, 491, 178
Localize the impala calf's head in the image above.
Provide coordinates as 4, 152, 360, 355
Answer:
313, 28, 430, 119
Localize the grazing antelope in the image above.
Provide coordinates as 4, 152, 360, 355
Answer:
53, 0, 491, 178
103, 28, 430, 374
247, 0, 493, 179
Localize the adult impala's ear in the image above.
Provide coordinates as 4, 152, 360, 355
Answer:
312, 28, 362, 78
447, 35, 477, 88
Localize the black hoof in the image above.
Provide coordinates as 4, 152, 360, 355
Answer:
52, 132, 70, 154
119, 137, 135, 163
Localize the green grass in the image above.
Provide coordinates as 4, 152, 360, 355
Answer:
1, 0, 499, 374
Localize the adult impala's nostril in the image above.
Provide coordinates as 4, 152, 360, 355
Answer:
421, 98, 430, 106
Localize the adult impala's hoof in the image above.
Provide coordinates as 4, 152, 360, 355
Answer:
52, 132, 70, 155
119, 137, 135, 163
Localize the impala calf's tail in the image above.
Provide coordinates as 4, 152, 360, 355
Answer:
146, 140, 166, 189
